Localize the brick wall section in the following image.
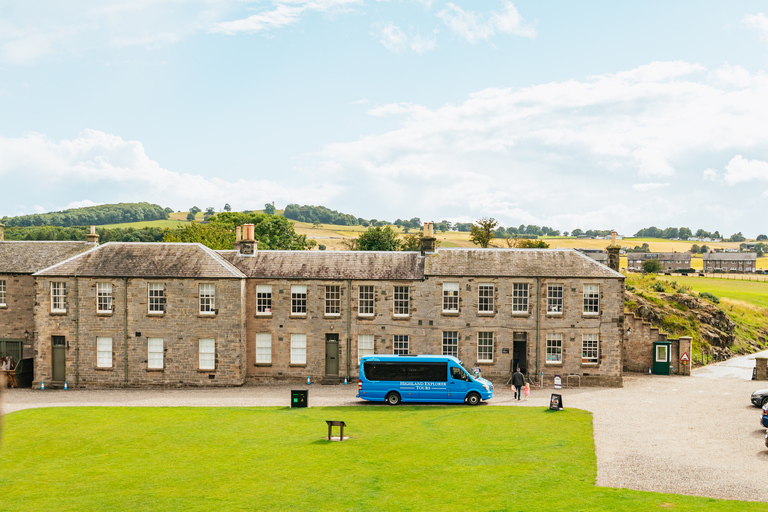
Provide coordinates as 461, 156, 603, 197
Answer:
33, 277, 246, 388
0, 274, 36, 359
245, 276, 624, 387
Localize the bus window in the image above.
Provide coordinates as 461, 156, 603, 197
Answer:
450, 366, 471, 382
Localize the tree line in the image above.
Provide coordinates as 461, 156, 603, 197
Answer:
632, 226, 756, 242
1, 202, 170, 227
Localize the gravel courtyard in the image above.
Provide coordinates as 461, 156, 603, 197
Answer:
2, 370, 767, 503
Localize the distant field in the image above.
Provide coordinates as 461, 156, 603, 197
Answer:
657, 275, 768, 309
100, 219, 189, 229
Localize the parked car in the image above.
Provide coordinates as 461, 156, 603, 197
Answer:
751, 389, 768, 407
764, 430, 768, 449
763, 404, 768, 429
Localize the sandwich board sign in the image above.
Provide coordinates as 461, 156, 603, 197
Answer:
549, 394, 563, 411
554, 375, 562, 389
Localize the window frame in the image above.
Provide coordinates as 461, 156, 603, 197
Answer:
393, 334, 409, 355
442, 282, 459, 313
477, 283, 494, 314
148, 338, 164, 369
290, 333, 307, 365
0, 279, 6, 307
148, 283, 165, 315
358, 285, 374, 317
199, 283, 216, 315
546, 285, 564, 315
256, 333, 272, 364
512, 283, 529, 314
582, 334, 599, 364
358, 334, 374, 361
442, 331, 458, 357
96, 282, 113, 314
477, 332, 494, 363
96, 336, 112, 368
546, 333, 563, 364
256, 285, 273, 315
291, 285, 307, 316
324, 285, 341, 317
393, 286, 409, 317
51, 282, 67, 313
199, 338, 215, 370
583, 284, 599, 316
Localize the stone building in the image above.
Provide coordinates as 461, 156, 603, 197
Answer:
703, 252, 756, 273
0, 236, 95, 362
626, 252, 692, 272
575, 248, 608, 266
32, 243, 247, 388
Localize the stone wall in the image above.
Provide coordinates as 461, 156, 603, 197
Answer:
0, 273, 36, 359
33, 276, 246, 388
623, 312, 692, 375
245, 275, 625, 387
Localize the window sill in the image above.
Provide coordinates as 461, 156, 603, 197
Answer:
147, 313, 165, 317
255, 313, 273, 318
357, 314, 375, 319
289, 363, 307, 367
582, 313, 599, 318
197, 313, 217, 318
49, 311, 67, 316
197, 368, 216, 372
441, 311, 460, 317
581, 363, 599, 367
0, 305, 8, 309
392, 315, 410, 320
254, 363, 272, 367
96, 312, 113, 317
290, 314, 307, 319
146, 368, 164, 372
545, 361, 563, 365
511, 311, 529, 316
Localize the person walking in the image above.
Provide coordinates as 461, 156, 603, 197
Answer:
511, 367, 525, 400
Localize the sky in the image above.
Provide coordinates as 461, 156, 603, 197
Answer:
2, 1, 768, 237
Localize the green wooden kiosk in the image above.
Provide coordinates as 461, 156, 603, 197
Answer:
652, 341, 672, 375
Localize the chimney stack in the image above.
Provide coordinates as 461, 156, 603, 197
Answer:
606, 230, 620, 271
239, 224, 257, 255
86, 225, 99, 244
0, 222, 4, 242
420, 221, 436, 255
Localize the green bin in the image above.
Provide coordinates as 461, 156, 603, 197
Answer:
291, 389, 308, 408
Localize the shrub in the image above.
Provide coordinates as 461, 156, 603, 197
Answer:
700, 292, 720, 304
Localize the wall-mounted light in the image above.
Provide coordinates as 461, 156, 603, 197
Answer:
24, 329, 30, 339
626, 328, 631, 334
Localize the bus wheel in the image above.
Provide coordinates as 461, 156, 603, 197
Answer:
466, 392, 481, 406
386, 392, 401, 405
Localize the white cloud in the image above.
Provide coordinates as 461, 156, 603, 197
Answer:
437, 1, 535, 44
632, 183, 671, 192
722, 155, 768, 185
211, 0, 361, 35
65, 199, 103, 209
0, 130, 343, 214
743, 13, 768, 43
376, 23, 437, 53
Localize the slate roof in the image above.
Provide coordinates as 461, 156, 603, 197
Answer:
218, 250, 425, 280
35, 243, 245, 279
0, 241, 95, 274
703, 252, 756, 261
424, 249, 623, 278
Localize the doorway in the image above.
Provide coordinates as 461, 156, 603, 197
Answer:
325, 334, 339, 376
52, 336, 66, 381
513, 332, 528, 375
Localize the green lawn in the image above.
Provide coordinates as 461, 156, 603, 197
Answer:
658, 275, 768, 309
0, 407, 760, 511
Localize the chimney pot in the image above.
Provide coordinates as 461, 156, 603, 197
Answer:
86, 225, 99, 244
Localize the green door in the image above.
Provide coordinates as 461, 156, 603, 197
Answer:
652, 342, 671, 375
52, 336, 66, 381
325, 334, 339, 376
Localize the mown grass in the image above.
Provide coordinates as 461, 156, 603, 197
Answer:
657, 275, 768, 309
0, 407, 761, 512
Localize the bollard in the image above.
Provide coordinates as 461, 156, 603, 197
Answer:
307, 375, 311, 385
41, 381, 45, 390
64, 381, 68, 390
344, 376, 348, 385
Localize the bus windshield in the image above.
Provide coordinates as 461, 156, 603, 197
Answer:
458, 360, 475, 378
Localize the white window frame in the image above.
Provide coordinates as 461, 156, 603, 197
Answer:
582, 334, 599, 364
199, 338, 215, 370
393, 334, 409, 355
51, 282, 66, 313
547, 285, 563, 315
442, 282, 459, 313
477, 332, 494, 363
256, 285, 272, 315
291, 285, 307, 316
325, 285, 341, 316
358, 285, 374, 317
358, 334, 374, 361
256, 333, 272, 364
291, 333, 307, 364
393, 286, 409, 317
96, 282, 113, 314
512, 283, 529, 314
0, 279, 6, 307
583, 284, 599, 315
148, 283, 165, 315
546, 333, 563, 364
199, 283, 215, 315
478, 284, 494, 313
148, 338, 164, 369
442, 331, 458, 357
96, 336, 112, 368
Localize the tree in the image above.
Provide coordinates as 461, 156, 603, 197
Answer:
469, 218, 498, 248
757, 234, 767, 241
728, 232, 745, 242
189, 206, 201, 215
176, 211, 315, 250
700, 245, 710, 253
401, 233, 422, 252
642, 259, 662, 274
678, 227, 692, 240
186, 212, 196, 221
223, 203, 231, 212
571, 229, 584, 237
690, 244, 701, 254
513, 239, 550, 248
263, 203, 276, 215
354, 226, 401, 251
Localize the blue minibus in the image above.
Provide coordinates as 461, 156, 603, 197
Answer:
357, 354, 494, 405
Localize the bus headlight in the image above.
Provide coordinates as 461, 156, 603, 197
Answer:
483, 384, 490, 391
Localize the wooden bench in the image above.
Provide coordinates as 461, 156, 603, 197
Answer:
326, 420, 347, 441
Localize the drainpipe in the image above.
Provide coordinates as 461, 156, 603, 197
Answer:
535, 277, 541, 384
346, 279, 352, 379
124, 277, 129, 388
75, 275, 79, 388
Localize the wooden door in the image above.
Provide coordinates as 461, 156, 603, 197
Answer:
52, 336, 66, 381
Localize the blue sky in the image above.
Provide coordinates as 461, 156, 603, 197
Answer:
2, 1, 768, 236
